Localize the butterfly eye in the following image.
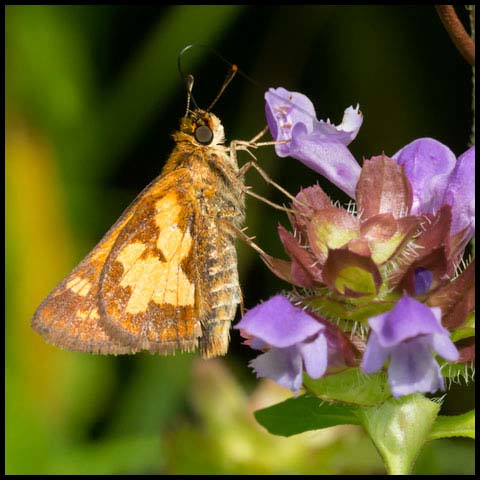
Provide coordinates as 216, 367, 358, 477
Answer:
194, 125, 214, 145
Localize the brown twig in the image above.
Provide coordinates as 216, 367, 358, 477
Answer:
435, 5, 475, 66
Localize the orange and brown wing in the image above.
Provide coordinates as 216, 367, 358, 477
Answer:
31, 244, 133, 354
98, 175, 203, 354
31, 169, 194, 354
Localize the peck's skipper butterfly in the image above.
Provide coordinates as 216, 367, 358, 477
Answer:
32, 69, 261, 359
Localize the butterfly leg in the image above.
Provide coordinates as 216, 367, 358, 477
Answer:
231, 125, 289, 153
239, 160, 311, 213
229, 137, 301, 205
238, 160, 299, 204
218, 218, 268, 258
247, 125, 269, 143
228, 142, 298, 214
243, 188, 296, 214
219, 219, 294, 288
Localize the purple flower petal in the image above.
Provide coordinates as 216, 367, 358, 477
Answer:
234, 295, 324, 348
250, 346, 304, 393
442, 145, 475, 237
414, 267, 433, 295
265, 87, 316, 157
430, 333, 459, 362
362, 296, 458, 397
315, 104, 363, 145
249, 337, 269, 351
387, 338, 445, 397
290, 123, 362, 198
298, 332, 328, 379
361, 329, 390, 374
264, 87, 363, 196
369, 296, 446, 348
392, 138, 457, 214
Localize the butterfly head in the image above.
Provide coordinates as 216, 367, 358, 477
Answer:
178, 109, 225, 147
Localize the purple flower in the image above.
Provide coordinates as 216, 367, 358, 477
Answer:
265, 87, 363, 198
361, 296, 459, 398
234, 294, 328, 393
414, 268, 433, 295
265, 87, 316, 157
393, 139, 475, 238
265, 87, 475, 238
442, 145, 475, 237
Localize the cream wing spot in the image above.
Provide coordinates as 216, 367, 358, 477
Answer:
66, 277, 81, 289
120, 256, 160, 314
152, 228, 194, 306
156, 226, 183, 259
155, 192, 182, 229
77, 308, 100, 320
117, 242, 147, 271
115, 203, 195, 314
78, 281, 92, 296
66, 277, 92, 297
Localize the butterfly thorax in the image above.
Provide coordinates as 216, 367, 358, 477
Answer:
164, 109, 245, 229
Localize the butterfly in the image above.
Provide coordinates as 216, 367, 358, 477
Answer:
31, 70, 254, 359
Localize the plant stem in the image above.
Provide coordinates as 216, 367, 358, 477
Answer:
435, 5, 475, 66
467, 5, 475, 145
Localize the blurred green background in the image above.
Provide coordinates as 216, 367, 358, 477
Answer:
5, 5, 474, 474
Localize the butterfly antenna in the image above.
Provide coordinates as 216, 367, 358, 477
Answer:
184, 74, 195, 116
178, 43, 260, 111
206, 64, 238, 112
178, 45, 199, 114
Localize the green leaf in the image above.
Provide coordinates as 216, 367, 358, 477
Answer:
303, 368, 391, 406
304, 295, 354, 320
451, 327, 475, 342
303, 295, 396, 324
450, 312, 474, 342
347, 300, 396, 322
355, 394, 440, 475
464, 311, 475, 328
254, 394, 360, 437
336, 265, 377, 295
427, 410, 475, 440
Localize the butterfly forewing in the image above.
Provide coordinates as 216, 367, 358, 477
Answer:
98, 168, 203, 354
31, 185, 142, 354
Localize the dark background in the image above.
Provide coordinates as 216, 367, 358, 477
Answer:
6, 5, 474, 474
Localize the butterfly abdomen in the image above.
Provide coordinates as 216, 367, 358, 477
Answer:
198, 231, 241, 358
